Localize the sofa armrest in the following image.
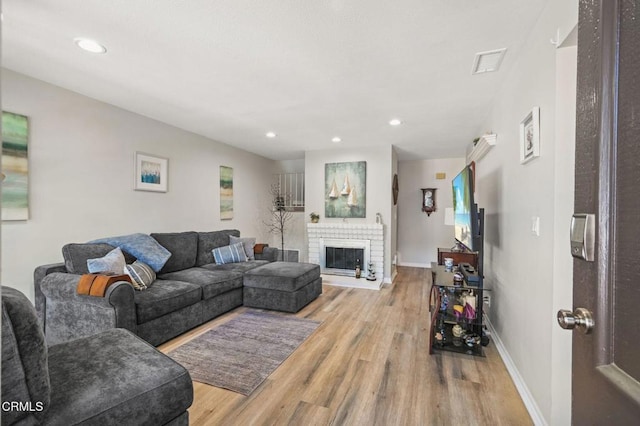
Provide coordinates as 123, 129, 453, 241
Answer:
34, 262, 68, 328
255, 246, 279, 262
40, 272, 137, 345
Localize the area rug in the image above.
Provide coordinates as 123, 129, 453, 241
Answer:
167, 310, 321, 395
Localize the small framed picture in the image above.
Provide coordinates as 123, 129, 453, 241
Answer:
134, 152, 168, 192
520, 107, 540, 164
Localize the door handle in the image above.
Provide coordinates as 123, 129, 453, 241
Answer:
557, 308, 594, 334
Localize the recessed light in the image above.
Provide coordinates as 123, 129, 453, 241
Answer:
389, 119, 402, 126
74, 37, 107, 54
266, 132, 277, 138
332, 137, 342, 143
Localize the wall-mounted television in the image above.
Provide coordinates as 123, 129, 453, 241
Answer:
452, 165, 477, 252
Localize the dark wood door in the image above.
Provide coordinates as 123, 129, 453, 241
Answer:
571, 0, 640, 422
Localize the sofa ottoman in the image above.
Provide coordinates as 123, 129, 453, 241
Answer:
243, 262, 322, 312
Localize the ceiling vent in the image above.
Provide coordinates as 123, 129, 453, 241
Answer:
471, 48, 507, 74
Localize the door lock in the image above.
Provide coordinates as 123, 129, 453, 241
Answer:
557, 308, 594, 334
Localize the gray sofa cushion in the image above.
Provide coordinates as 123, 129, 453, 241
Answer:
1, 287, 51, 425
46, 328, 193, 425
202, 260, 269, 274
243, 262, 321, 292
159, 267, 244, 300
151, 232, 199, 274
62, 243, 136, 274
134, 280, 201, 324
195, 229, 240, 266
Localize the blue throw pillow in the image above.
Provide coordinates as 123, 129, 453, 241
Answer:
87, 247, 126, 274
212, 242, 248, 264
90, 233, 171, 272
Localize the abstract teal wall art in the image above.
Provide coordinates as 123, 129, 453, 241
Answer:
2, 111, 29, 221
325, 161, 366, 218
220, 165, 233, 220
134, 152, 168, 192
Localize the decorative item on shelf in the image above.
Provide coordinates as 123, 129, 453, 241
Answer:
439, 290, 449, 312
464, 333, 481, 347
452, 324, 464, 338
451, 241, 465, 252
309, 212, 320, 223
421, 188, 437, 216
366, 261, 377, 281
376, 212, 382, 224
355, 258, 361, 279
444, 257, 454, 272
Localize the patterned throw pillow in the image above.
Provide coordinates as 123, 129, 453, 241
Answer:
124, 261, 156, 290
87, 247, 126, 274
212, 242, 248, 264
229, 235, 256, 260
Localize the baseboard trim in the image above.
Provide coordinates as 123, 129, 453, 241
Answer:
484, 317, 547, 426
397, 262, 430, 268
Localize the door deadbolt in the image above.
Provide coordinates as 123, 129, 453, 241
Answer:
557, 308, 594, 334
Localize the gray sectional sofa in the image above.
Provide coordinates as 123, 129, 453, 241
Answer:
2, 286, 193, 426
35, 229, 280, 346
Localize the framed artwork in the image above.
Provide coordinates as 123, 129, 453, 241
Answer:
2, 111, 29, 221
325, 161, 366, 218
220, 165, 233, 220
520, 107, 540, 164
134, 152, 168, 192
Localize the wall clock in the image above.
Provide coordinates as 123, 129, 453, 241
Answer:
392, 174, 399, 205
421, 188, 437, 216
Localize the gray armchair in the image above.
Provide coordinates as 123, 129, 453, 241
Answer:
1, 286, 193, 425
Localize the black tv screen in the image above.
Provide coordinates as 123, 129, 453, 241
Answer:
452, 166, 475, 251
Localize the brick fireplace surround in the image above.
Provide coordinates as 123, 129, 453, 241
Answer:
307, 223, 384, 290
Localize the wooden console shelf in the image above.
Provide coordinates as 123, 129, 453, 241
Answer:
437, 247, 478, 269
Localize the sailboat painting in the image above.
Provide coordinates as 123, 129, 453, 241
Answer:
325, 161, 366, 218
328, 178, 339, 199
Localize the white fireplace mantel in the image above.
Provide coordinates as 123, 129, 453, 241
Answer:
307, 223, 384, 289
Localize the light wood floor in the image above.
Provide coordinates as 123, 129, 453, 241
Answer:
159, 266, 532, 426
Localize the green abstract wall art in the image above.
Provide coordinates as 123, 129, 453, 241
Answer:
220, 165, 233, 220
2, 111, 29, 221
325, 161, 366, 218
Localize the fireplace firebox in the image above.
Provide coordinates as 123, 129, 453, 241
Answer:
319, 238, 370, 277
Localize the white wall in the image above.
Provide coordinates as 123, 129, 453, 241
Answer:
473, 1, 577, 424
305, 146, 394, 282
1, 70, 276, 300
397, 158, 466, 267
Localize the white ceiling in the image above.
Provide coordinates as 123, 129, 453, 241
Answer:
2, 0, 549, 161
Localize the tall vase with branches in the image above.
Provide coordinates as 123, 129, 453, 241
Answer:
264, 183, 294, 261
